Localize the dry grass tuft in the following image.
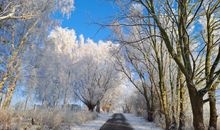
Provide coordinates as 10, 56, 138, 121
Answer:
0, 109, 97, 130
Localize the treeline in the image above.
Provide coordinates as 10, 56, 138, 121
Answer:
110, 1, 220, 130
23, 26, 120, 111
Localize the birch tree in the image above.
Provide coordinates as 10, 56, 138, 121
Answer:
0, 0, 75, 109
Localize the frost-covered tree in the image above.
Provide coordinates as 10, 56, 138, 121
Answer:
74, 39, 121, 111
0, 0, 75, 109
25, 27, 121, 111
0, 0, 74, 21
112, 1, 220, 130
28, 27, 78, 107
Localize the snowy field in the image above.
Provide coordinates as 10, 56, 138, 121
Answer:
71, 113, 163, 130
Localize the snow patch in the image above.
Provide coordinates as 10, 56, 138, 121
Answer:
124, 113, 163, 130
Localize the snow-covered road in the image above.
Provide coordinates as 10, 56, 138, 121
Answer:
71, 113, 163, 130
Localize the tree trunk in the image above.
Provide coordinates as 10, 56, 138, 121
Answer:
148, 84, 155, 122
0, 74, 9, 92
24, 96, 30, 110
188, 84, 205, 130
165, 114, 172, 130
171, 87, 177, 129
144, 87, 154, 122
147, 109, 154, 122
96, 100, 100, 113
178, 111, 185, 130
63, 89, 68, 105
161, 79, 171, 130
178, 72, 185, 130
205, 4, 218, 130
41, 100, 44, 106
87, 103, 96, 112
0, 20, 38, 92
154, 45, 171, 129
0, 92, 3, 107
160, 88, 172, 130
2, 75, 18, 109
191, 97, 204, 130
208, 88, 217, 130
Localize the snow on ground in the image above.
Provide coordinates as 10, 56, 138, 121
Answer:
71, 113, 163, 130
124, 113, 163, 130
71, 113, 111, 130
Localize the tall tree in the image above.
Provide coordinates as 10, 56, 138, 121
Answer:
126, 0, 220, 130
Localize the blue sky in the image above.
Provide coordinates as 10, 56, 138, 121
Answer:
56, 0, 118, 42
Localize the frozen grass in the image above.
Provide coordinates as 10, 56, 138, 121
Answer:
0, 109, 97, 130
71, 113, 111, 130
1, 109, 219, 130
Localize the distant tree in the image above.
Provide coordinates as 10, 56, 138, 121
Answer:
73, 40, 121, 111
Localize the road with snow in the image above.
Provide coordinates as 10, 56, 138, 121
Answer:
71, 113, 163, 130
100, 113, 133, 130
